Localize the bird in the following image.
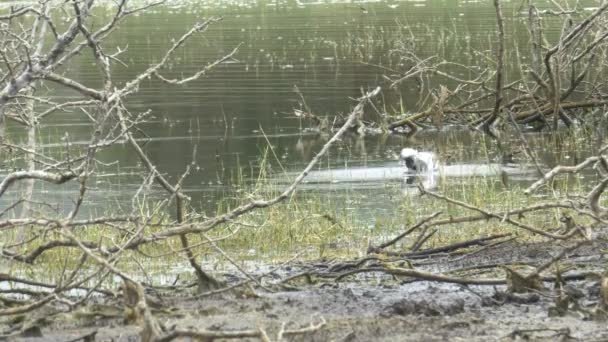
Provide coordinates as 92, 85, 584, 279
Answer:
399, 148, 437, 173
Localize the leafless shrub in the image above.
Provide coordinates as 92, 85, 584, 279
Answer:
386, 2, 608, 135
0, 2, 385, 339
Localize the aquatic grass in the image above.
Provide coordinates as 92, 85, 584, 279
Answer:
5, 156, 600, 285
6, 125, 605, 282
209, 126, 604, 260
220, 196, 359, 259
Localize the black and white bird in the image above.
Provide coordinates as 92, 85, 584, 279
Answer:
399, 148, 437, 173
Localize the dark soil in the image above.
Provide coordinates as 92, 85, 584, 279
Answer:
8, 240, 608, 341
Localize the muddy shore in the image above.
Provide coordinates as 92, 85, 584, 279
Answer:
10, 240, 608, 341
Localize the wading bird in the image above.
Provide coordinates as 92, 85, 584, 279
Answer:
399, 148, 437, 173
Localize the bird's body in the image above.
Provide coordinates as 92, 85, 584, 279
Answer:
399, 148, 437, 173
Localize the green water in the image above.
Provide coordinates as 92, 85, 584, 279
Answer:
2, 0, 601, 217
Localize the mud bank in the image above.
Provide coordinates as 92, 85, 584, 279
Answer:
10, 240, 608, 342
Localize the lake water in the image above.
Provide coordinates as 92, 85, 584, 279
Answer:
2, 0, 601, 219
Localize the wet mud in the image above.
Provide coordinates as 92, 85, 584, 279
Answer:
9, 240, 608, 342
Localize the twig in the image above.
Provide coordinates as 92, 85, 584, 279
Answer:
368, 211, 441, 253
335, 266, 504, 285
525, 156, 600, 194
157, 318, 326, 342
421, 187, 578, 239
383, 233, 512, 258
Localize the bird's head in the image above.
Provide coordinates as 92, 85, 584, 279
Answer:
399, 148, 419, 171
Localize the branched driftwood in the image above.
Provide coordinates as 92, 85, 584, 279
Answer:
525, 156, 601, 194
0, 1, 384, 334
0, 0, 222, 326
476, 0, 505, 137
367, 211, 441, 254
375, 1, 608, 136
157, 318, 326, 342
335, 266, 505, 285
420, 186, 581, 240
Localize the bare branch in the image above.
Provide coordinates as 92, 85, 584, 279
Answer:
525, 156, 600, 194
0, 169, 77, 197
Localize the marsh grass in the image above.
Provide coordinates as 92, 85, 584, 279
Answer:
7, 126, 604, 285
210, 166, 598, 262
236, 122, 604, 256
2, 171, 597, 289
209, 127, 607, 262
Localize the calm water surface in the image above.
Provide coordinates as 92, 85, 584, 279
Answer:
3, 0, 602, 219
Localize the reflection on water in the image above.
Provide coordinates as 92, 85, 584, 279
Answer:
2, 0, 600, 219
286, 160, 539, 193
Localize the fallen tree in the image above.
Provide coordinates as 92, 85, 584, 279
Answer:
296, 2, 608, 139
